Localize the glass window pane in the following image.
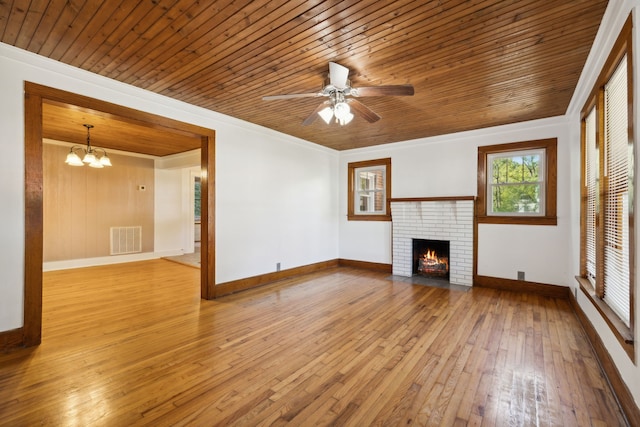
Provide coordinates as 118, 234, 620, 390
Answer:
491, 154, 540, 184
373, 169, 384, 190
487, 148, 544, 216
491, 183, 541, 213
359, 174, 369, 191
374, 190, 384, 211
358, 191, 385, 213
354, 165, 387, 215
359, 194, 370, 212
358, 169, 385, 191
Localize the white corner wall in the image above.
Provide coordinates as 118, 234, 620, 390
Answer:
339, 115, 573, 286
0, 43, 339, 332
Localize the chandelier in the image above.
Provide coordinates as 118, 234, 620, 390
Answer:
65, 124, 112, 168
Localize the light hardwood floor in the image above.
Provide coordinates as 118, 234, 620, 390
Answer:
0, 260, 628, 426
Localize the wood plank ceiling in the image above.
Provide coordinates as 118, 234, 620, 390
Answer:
1, 0, 608, 152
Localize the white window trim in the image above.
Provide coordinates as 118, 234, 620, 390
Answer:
354, 165, 387, 215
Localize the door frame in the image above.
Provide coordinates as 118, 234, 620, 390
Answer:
22, 82, 216, 347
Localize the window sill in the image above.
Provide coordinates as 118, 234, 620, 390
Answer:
347, 214, 391, 222
575, 276, 634, 358
476, 215, 557, 225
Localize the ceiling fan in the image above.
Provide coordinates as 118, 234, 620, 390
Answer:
262, 62, 414, 126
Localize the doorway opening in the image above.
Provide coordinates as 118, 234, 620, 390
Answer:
23, 82, 216, 347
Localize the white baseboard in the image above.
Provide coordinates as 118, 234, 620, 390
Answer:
43, 250, 186, 272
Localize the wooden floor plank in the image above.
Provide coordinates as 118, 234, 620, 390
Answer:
0, 261, 628, 426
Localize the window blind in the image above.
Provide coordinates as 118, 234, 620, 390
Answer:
603, 55, 630, 327
584, 107, 597, 284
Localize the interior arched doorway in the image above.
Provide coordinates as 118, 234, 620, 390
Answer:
23, 82, 216, 347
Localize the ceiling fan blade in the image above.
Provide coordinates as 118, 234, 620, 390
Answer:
262, 92, 322, 101
302, 101, 331, 126
353, 85, 415, 97
347, 99, 381, 123
329, 62, 349, 89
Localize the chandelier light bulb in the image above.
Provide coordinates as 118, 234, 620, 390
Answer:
333, 101, 351, 121
318, 106, 334, 124
82, 151, 96, 164
100, 154, 112, 167
338, 111, 354, 126
65, 151, 84, 166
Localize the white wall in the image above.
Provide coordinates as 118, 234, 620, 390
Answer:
0, 43, 339, 331
339, 115, 573, 286
154, 167, 194, 256
565, 0, 640, 408
154, 152, 201, 258
216, 126, 339, 282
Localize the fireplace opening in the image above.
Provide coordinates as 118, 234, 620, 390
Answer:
412, 239, 450, 280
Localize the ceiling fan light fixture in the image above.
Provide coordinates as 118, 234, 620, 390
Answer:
318, 106, 334, 124
338, 111, 354, 126
333, 101, 353, 125
333, 101, 351, 120
262, 62, 413, 127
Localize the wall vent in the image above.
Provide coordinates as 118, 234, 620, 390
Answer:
110, 226, 142, 255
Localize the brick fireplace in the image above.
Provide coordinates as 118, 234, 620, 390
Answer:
390, 197, 474, 286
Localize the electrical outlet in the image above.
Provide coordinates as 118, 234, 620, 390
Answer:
517, 271, 525, 281
276, 262, 281, 272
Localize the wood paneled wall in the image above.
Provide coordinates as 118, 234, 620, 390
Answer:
43, 143, 154, 261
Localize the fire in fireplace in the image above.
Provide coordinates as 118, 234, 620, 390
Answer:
412, 239, 450, 280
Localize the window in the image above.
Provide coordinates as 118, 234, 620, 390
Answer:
579, 15, 633, 354
477, 139, 557, 225
348, 158, 391, 221
487, 149, 545, 216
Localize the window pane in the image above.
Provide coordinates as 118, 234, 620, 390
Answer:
491, 154, 540, 184
355, 165, 386, 215
358, 172, 372, 191
358, 190, 384, 213
491, 183, 541, 213
359, 194, 370, 212
374, 190, 384, 211
487, 149, 544, 215
358, 169, 384, 191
